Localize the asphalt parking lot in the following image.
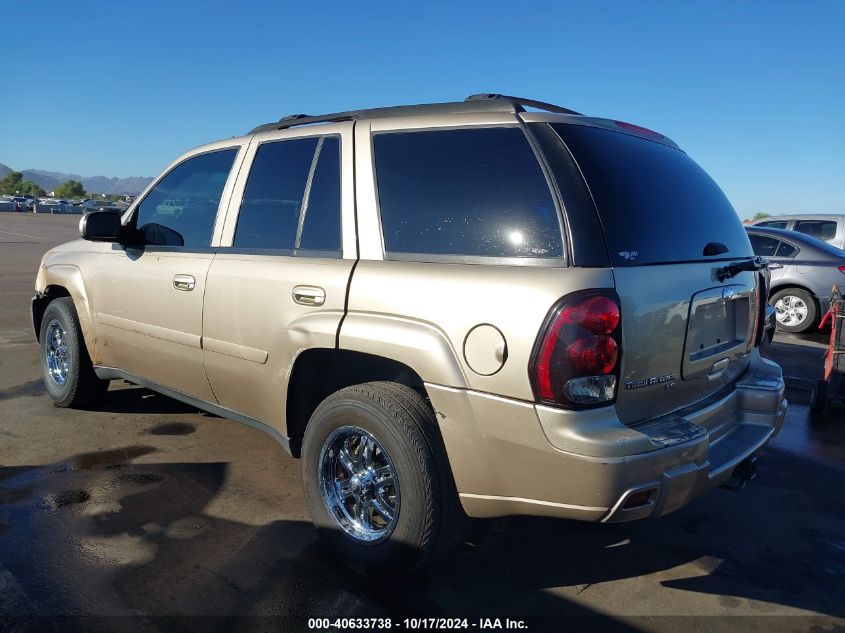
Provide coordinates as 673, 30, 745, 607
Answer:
0, 213, 843, 632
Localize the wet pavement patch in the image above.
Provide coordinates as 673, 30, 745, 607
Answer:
44, 488, 91, 510
116, 471, 165, 486
0, 380, 45, 401
147, 422, 196, 436
71, 445, 157, 471
0, 487, 34, 505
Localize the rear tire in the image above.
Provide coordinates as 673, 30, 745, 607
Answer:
39, 297, 108, 408
301, 381, 462, 576
770, 288, 817, 333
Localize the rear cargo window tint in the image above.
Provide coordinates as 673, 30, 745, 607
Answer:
749, 234, 779, 257
551, 124, 753, 266
794, 220, 837, 242
373, 127, 562, 258
234, 137, 319, 250
135, 148, 237, 247
757, 220, 789, 229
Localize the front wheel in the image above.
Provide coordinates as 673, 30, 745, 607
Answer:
301, 382, 462, 576
770, 288, 818, 333
39, 297, 108, 407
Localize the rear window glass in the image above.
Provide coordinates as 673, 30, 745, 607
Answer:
374, 127, 562, 258
776, 241, 798, 257
749, 234, 779, 257
551, 124, 752, 266
756, 220, 789, 229
794, 220, 837, 242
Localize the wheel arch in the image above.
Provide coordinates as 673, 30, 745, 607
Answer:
285, 348, 430, 457
33, 264, 97, 359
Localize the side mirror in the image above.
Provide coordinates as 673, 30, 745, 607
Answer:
79, 210, 123, 242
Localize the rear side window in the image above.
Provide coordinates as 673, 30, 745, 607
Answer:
299, 136, 341, 252
135, 148, 237, 247
757, 220, 789, 229
776, 241, 798, 258
234, 137, 318, 250
749, 234, 779, 257
374, 127, 562, 258
551, 124, 753, 266
794, 220, 837, 242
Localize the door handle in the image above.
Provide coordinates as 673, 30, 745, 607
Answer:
292, 285, 325, 306
173, 274, 196, 291
768, 262, 784, 270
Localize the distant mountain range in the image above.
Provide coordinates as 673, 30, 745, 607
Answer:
0, 162, 153, 195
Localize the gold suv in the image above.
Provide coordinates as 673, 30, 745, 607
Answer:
33, 95, 787, 574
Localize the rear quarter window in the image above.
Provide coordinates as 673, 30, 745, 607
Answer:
373, 127, 563, 259
793, 220, 837, 242
551, 124, 753, 266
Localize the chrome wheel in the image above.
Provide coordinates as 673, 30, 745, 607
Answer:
318, 426, 400, 542
44, 319, 70, 386
774, 295, 809, 327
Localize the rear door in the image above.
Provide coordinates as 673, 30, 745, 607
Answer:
202, 123, 355, 431
546, 122, 760, 425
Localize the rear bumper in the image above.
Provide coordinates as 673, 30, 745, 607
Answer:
427, 349, 786, 521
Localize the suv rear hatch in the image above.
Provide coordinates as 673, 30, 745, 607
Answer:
548, 122, 762, 426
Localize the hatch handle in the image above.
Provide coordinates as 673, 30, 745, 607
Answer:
717, 257, 769, 282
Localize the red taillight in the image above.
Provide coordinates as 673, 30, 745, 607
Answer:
839, 265, 845, 273
530, 291, 622, 408
567, 335, 618, 375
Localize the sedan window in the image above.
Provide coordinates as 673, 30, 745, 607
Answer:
748, 234, 779, 257
793, 220, 837, 242
775, 241, 798, 258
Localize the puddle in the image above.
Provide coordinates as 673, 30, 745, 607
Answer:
772, 404, 845, 470
147, 422, 196, 436
116, 472, 165, 486
45, 489, 91, 510
0, 380, 45, 401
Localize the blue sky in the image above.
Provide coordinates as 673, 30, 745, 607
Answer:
1, 0, 842, 216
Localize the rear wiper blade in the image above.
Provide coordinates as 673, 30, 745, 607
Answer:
717, 257, 769, 282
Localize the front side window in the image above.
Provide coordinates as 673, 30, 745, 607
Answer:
793, 220, 837, 242
135, 148, 237, 247
373, 127, 562, 258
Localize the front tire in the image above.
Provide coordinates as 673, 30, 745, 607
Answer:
39, 297, 108, 407
301, 382, 462, 576
770, 288, 817, 333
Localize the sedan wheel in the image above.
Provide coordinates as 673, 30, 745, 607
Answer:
774, 295, 808, 328
769, 288, 817, 334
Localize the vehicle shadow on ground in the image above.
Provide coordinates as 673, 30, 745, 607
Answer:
86, 384, 201, 416
1, 441, 843, 631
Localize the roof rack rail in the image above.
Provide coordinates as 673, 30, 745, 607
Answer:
465, 93, 582, 116
249, 95, 581, 134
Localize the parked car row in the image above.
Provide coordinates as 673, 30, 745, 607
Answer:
0, 196, 129, 214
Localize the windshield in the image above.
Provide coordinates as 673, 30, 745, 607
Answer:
551, 124, 753, 266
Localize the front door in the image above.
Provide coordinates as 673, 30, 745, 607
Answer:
93, 144, 244, 401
